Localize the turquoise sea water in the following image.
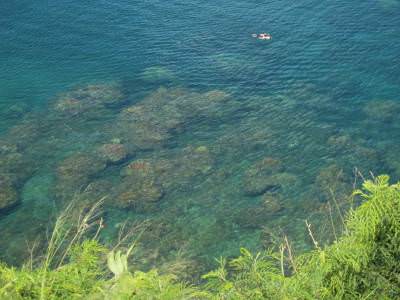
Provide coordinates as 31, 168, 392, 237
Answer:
1, 0, 400, 276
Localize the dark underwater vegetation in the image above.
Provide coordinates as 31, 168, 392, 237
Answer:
1, 0, 400, 298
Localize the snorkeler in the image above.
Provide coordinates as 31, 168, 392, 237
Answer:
251, 33, 272, 40
258, 33, 272, 40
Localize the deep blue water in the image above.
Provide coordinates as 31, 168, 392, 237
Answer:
1, 0, 400, 275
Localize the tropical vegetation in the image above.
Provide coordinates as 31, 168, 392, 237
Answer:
1, 175, 399, 299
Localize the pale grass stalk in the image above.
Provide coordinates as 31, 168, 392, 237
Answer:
112, 219, 149, 252
39, 197, 105, 300
57, 197, 105, 268
327, 202, 338, 242
40, 209, 67, 300
352, 167, 358, 190
279, 244, 285, 276
284, 236, 297, 273
26, 239, 39, 272
328, 188, 347, 234
93, 217, 104, 240
305, 220, 321, 251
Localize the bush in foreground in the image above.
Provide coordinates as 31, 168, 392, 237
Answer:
0, 175, 399, 299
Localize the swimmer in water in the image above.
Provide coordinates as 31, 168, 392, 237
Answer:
258, 33, 272, 40
252, 33, 272, 40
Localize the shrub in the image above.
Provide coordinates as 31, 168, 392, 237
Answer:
202, 175, 400, 299
1, 175, 399, 299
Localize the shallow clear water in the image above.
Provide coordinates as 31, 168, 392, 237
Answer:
1, 0, 400, 276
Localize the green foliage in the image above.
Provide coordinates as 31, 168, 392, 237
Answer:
202, 249, 284, 299
202, 175, 400, 299
1, 175, 400, 299
0, 205, 204, 300
0, 240, 106, 299
318, 175, 400, 299
97, 270, 207, 300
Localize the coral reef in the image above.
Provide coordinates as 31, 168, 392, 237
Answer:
97, 143, 128, 164
3, 103, 30, 119
262, 193, 284, 213
4, 120, 49, 149
313, 164, 351, 203
113, 146, 213, 211
327, 133, 381, 175
55, 153, 107, 201
0, 141, 36, 213
114, 159, 164, 211
0, 177, 18, 211
0, 79, 396, 280
363, 99, 400, 122
233, 194, 284, 229
242, 157, 285, 196
115, 180, 163, 211
113, 87, 231, 150
52, 83, 125, 119
139, 66, 177, 83
0, 141, 35, 187
114, 88, 186, 150
57, 153, 106, 184
158, 146, 214, 191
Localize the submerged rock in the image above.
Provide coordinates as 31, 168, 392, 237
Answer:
5, 120, 49, 149
327, 134, 381, 175
115, 159, 164, 211
270, 172, 300, 194
52, 82, 125, 118
54, 98, 83, 116
179, 89, 231, 118
314, 164, 350, 203
114, 179, 164, 211
97, 143, 128, 164
139, 66, 176, 83
112, 87, 232, 150
379, 0, 400, 10
114, 88, 184, 149
3, 103, 30, 118
73, 179, 114, 211
0, 142, 35, 213
160, 146, 214, 190
0, 141, 35, 183
233, 198, 283, 229
57, 153, 106, 182
0, 177, 18, 211
363, 99, 400, 122
122, 159, 156, 177
233, 206, 268, 229
242, 157, 284, 196
208, 53, 256, 76
327, 134, 353, 151
55, 153, 107, 200
113, 145, 214, 211
262, 194, 284, 213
